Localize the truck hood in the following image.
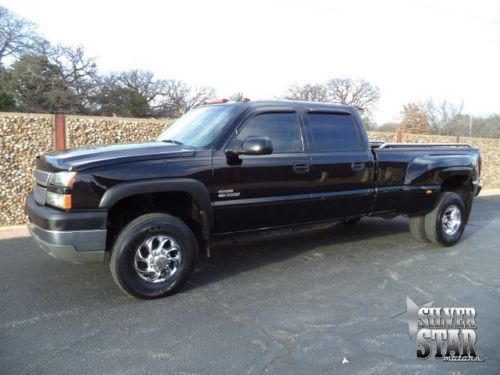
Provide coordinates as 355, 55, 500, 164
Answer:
36, 142, 196, 171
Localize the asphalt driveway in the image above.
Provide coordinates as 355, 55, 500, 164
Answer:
1, 194, 499, 374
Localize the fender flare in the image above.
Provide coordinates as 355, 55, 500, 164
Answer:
404, 153, 478, 187
438, 166, 474, 184
99, 178, 214, 234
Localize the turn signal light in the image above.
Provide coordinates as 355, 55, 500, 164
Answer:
46, 192, 72, 210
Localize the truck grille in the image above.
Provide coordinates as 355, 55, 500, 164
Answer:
35, 169, 51, 186
34, 185, 47, 205
34, 169, 51, 205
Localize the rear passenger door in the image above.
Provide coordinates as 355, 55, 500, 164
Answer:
305, 110, 375, 221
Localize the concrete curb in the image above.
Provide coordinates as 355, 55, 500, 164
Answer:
0, 189, 499, 240
0, 225, 29, 240
479, 189, 500, 197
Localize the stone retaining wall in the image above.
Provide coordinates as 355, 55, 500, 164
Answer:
0, 113, 54, 226
0, 113, 172, 226
0, 111, 498, 226
66, 115, 173, 149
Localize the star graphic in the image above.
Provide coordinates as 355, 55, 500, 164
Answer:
392, 296, 433, 339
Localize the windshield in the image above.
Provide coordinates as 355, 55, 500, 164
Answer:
157, 105, 241, 148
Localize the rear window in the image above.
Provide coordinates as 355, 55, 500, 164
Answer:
308, 113, 361, 151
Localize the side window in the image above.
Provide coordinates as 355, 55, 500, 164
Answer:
237, 113, 303, 153
308, 113, 361, 151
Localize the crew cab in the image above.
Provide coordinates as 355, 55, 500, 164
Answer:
25, 100, 482, 299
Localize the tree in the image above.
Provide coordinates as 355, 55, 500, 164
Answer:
325, 78, 380, 114
93, 74, 149, 117
98, 87, 149, 117
420, 99, 464, 135
0, 7, 218, 117
282, 78, 380, 115
117, 70, 166, 104
283, 83, 328, 102
7, 54, 75, 113
144, 79, 215, 117
400, 103, 429, 133
183, 85, 216, 111
229, 92, 245, 101
93, 71, 215, 118
470, 115, 500, 138
0, 66, 15, 110
0, 6, 48, 66
0, 90, 15, 110
360, 112, 372, 130
51, 45, 99, 113
112, 70, 215, 116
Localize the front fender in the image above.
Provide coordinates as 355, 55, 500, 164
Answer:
99, 178, 214, 233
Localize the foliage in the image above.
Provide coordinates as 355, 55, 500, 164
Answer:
0, 90, 15, 110
283, 84, 328, 102
325, 78, 380, 114
400, 103, 430, 133
0, 6, 216, 117
420, 99, 463, 135
1, 4, 500, 139
0, 66, 14, 110
229, 92, 245, 101
283, 78, 380, 114
7, 54, 75, 113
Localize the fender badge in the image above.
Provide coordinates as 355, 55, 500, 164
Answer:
218, 189, 241, 198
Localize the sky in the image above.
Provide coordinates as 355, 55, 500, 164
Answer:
2, 0, 500, 123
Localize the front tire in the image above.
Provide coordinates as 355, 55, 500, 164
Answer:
424, 192, 467, 246
110, 213, 198, 299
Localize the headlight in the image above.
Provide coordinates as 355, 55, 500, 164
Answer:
49, 171, 77, 187
46, 191, 72, 210
47, 171, 76, 210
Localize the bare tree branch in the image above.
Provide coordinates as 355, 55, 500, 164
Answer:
0, 6, 48, 65
420, 98, 464, 135
326, 78, 380, 114
282, 83, 328, 102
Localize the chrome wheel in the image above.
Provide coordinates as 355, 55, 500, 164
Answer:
134, 235, 182, 283
441, 205, 462, 236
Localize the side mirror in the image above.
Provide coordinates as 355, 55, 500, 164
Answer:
225, 136, 273, 156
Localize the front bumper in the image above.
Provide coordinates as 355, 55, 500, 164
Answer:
475, 183, 482, 197
25, 192, 108, 263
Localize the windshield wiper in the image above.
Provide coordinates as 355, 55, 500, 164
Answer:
161, 139, 184, 146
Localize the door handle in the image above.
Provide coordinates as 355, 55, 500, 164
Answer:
293, 162, 311, 174
351, 161, 366, 172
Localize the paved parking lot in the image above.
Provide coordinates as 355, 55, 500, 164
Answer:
1, 194, 499, 374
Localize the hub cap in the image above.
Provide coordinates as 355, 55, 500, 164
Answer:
134, 235, 182, 283
442, 205, 462, 236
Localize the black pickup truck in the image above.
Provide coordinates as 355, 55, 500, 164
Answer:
26, 100, 482, 299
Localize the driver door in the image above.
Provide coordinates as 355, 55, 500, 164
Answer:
212, 110, 312, 233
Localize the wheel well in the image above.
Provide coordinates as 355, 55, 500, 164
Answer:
441, 175, 472, 195
105, 191, 208, 253
441, 175, 473, 216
